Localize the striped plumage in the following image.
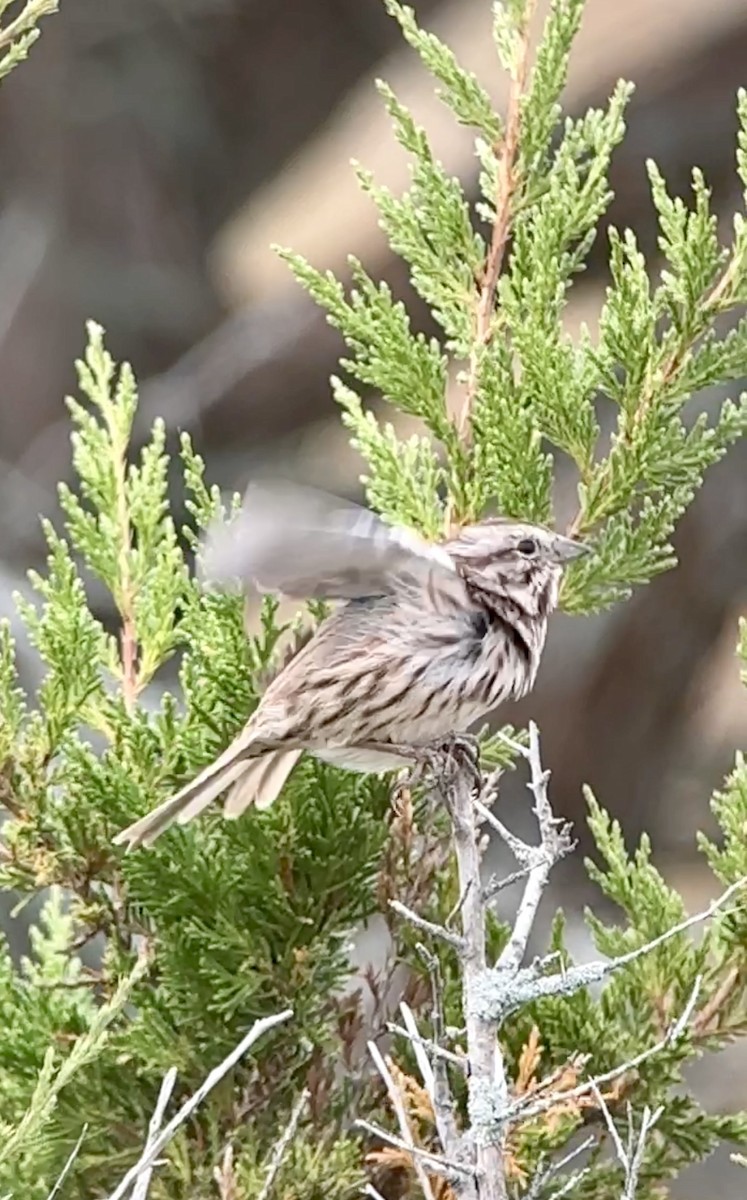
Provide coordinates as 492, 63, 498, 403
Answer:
114, 485, 586, 850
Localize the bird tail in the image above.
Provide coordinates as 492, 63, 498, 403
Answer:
224, 750, 302, 817
113, 733, 300, 852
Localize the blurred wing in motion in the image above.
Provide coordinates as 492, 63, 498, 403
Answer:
200, 481, 467, 606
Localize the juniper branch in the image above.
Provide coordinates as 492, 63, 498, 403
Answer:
459, 0, 538, 444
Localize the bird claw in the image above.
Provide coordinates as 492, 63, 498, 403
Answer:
427, 732, 482, 792
436, 732, 481, 772
387, 733, 482, 801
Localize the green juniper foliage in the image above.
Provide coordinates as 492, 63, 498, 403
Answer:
2, 0, 747, 1196
0, 0, 58, 82
281, 1, 747, 611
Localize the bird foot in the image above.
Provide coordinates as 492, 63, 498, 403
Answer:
432, 732, 481, 773
425, 732, 482, 793
365, 733, 482, 800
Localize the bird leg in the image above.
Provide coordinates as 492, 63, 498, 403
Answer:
352, 741, 429, 797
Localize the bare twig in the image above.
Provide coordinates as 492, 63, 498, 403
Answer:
388, 899, 466, 950
105, 1009, 293, 1200
473, 800, 532, 865
508, 978, 702, 1125
414, 723, 571, 1197
590, 1084, 663, 1200
495, 724, 575, 972
46, 1124, 88, 1200
546, 1170, 592, 1200
399, 1001, 435, 1096
394, 999, 471, 1183
131, 1068, 178, 1200
447, 881, 474, 930
482, 864, 533, 902
400, 991, 462, 1166
523, 1134, 595, 1200
357, 1118, 473, 1181
415, 944, 463, 1164
385, 714, 744, 1200
471, 878, 743, 1024
386, 1020, 466, 1070
366, 1040, 437, 1200
623, 1109, 662, 1200
213, 1145, 239, 1200
257, 1087, 310, 1200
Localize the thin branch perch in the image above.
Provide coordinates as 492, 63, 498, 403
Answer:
508, 977, 702, 1126
386, 1020, 466, 1070
384, 719, 745, 1200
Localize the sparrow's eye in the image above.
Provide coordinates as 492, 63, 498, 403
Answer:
517, 537, 538, 557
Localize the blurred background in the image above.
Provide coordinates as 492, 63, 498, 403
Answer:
2, 0, 747, 1192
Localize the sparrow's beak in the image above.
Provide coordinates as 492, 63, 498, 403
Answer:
552, 535, 589, 563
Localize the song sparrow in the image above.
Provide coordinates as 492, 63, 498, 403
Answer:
114, 483, 587, 849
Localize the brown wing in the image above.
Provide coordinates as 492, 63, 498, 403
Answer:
199, 480, 468, 607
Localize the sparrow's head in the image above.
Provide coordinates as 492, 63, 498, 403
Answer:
445, 519, 588, 614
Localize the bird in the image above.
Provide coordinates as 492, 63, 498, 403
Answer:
113, 482, 587, 850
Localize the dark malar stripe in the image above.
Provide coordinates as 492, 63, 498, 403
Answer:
486, 607, 533, 671
465, 610, 489, 663
464, 577, 534, 663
